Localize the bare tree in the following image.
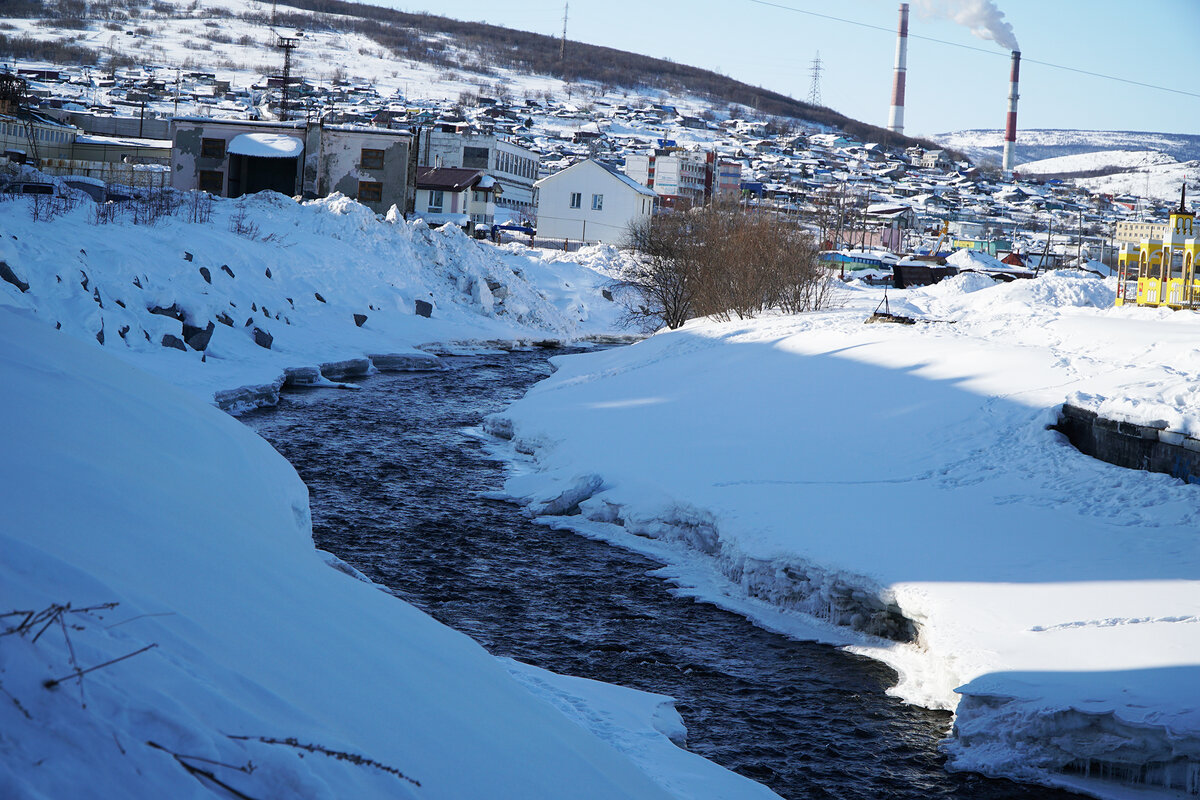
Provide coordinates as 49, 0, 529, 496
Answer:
622, 203, 832, 330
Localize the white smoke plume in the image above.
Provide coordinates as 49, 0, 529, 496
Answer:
916, 0, 1019, 51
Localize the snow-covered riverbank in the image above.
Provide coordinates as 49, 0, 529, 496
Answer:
490, 272, 1200, 799
0, 191, 633, 407
0, 197, 786, 799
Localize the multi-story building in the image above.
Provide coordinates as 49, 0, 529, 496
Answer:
623, 148, 710, 209
713, 158, 743, 200
416, 127, 538, 217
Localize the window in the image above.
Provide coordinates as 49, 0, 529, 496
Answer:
200, 137, 225, 159
463, 146, 489, 169
569, 192, 581, 209
358, 181, 383, 203
198, 170, 224, 194
360, 148, 384, 169
591, 193, 604, 211
428, 190, 444, 213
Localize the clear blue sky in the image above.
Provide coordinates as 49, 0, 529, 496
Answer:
381, 0, 1200, 136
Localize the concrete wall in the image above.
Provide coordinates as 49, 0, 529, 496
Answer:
170, 119, 306, 196
317, 127, 411, 214
1056, 404, 1200, 485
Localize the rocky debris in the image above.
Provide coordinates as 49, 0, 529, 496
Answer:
414, 299, 433, 318
0, 261, 30, 293
118, 325, 130, 340
252, 327, 273, 349
95, 326, 104, 345
220, 265, 234, 278
216, 311, 234, 327
149, 303, 185, 321
265, 267, 272, 278
199, 266, 211, 284
79, 270, 89, 291
353, 313, 367, 327
314, 292, 326, 303
161, 334, 187, 351
92, 287, 102, 307
183, 321, 215, 351
183, 252, 193, 262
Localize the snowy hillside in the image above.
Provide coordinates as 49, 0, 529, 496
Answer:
490, 273, 1200, 799
937, 129, 1200, 167
0, 188, 633, 409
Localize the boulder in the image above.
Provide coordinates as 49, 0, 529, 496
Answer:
183, 321, 215, 351
414, 299, 433, 318
161, 334, 187, 351
0, 261, 29, 293
252, 327, 273, 349
353, 313, 367, 327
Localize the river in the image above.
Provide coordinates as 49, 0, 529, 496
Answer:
242, 347, 1081, 800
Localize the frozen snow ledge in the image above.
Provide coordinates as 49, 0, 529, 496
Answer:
511, 471, 917, 643
949, 668, 1200, 797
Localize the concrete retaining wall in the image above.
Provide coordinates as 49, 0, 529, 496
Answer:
1055, 404, 1200, 485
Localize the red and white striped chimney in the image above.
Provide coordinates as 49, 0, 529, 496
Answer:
1002, 50, 1020, 177
887, 3, 909, 135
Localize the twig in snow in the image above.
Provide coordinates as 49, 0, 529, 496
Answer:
227, 735, 421, 787
147, 741, 261, 800
43, 643, 158, 689
0, 680, 32, 720
105, 611, 177, 630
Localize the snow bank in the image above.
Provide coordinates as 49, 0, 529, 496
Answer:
0, 192, 630, 409
490, 273, 1200, 798
0, 306, 777, 800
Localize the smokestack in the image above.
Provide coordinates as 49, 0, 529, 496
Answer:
1002, 50, 1020, 177
888, 3, 909, 135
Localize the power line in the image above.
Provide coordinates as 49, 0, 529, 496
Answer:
744, 0, 1200, 101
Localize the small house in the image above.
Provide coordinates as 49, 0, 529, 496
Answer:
534, 158, 657, 245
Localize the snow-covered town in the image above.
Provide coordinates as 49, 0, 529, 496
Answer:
1, 1, 1198, 799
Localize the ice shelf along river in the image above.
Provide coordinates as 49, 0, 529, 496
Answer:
242, 347, 1085, 800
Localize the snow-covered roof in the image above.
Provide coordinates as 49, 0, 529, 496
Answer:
227, 133, 304, 158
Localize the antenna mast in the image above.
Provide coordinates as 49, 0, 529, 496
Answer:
807, 52, 823, 107
560, 3, 568, 61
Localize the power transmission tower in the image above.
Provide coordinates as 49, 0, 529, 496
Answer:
276, 35, 299, 120
560, 3, 568, 61
808, 51, 823, 107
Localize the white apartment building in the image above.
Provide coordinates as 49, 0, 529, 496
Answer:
623, 148, 708, 208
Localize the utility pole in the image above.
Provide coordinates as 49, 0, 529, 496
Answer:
560, 3, 568, 62
807, 52, 823, 107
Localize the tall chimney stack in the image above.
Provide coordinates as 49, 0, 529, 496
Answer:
888, 3, 909, 135
1002, 50, 1020, 177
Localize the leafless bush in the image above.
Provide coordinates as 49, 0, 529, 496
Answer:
229, 206, 260, 239
182, 189, 213, 224
623, 203, 832, 330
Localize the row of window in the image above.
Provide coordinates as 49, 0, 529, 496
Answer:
1, 122, 70, 143
497, 150, 537, 180
568, 192, 604, 211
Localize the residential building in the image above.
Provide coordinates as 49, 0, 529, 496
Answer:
623, 148, 708, 208
414, 166, 499, 233
534, 158, 657, 244
713, 158, 743, 200
417, 127, 538, 216
170, 117, 415, 214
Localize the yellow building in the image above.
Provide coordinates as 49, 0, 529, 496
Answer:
1116, 186, 1199, 308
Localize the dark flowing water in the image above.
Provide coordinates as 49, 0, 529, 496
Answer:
243, 349, 1080, 800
